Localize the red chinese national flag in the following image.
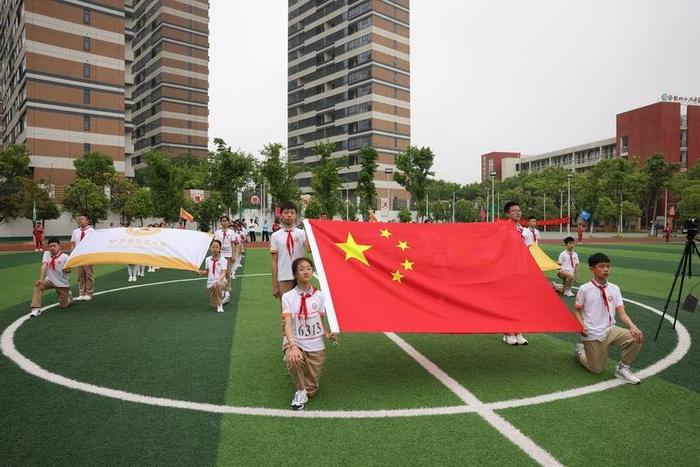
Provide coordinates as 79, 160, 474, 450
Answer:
305, 219, 582, 334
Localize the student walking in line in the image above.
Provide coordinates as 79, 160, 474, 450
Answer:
270, 201, 310, 300
33, 222, 44, 251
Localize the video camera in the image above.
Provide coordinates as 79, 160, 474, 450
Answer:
682, 218, 698, 238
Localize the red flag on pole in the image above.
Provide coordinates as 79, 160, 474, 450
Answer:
179, 207, 194, 222
480, 207, 487, 222
305, 219, 581, 334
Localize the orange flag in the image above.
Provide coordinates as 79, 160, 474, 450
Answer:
179, 207, 194, 222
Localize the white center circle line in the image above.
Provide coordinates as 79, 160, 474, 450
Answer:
0, 276, 691, 418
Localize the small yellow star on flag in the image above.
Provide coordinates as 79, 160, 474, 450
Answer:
335, 232, 372, 266
391, 270, 405, 283
397, 240, 409, 251
401, 259, 414, 271
380, 228, 392, 238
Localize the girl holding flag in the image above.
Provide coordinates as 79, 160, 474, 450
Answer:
197, 239, 229, 313
282, 257, 337, 410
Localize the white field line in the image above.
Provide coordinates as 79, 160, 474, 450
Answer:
385, 332, 562, 466
0, 278, 690, 426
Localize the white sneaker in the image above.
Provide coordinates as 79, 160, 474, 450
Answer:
615, 363, 641, 384
515, 333, 529, 345
30, 308, 42, 317
503, 334, 518, 345
74, 295, 86, 301
564, 290, 575, 297
216, 304, 224, 313
83, 295, 92, 301
575, 342, 584, 355
290, 389, 308, 410
222, 291, 230, 304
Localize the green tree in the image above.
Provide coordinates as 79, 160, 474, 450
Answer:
142, 151, 186, 222
430, 200, 451, 222
63, 178, 109, 223
207, 140, 255, 215
454, 199, 478, 222
0, 144, 32, 223
398, 208, 412, 223
678, 185, 700, 220
108, 173, 135, 222
304, 198, 322, 220
123, 187, 154, 226
310, 141, 343, 217
357, 146, 378, 220
641, 155, 677, 224
340, 200, 358, 221
74, 152, 116, 187
394, 146, 435, 220
173, 154, 207, 189
193, 191, 224, 232
621, 200, 641, 230
594, 196, 618, 227
259, 143, 301, 205
12, 177, 60, 222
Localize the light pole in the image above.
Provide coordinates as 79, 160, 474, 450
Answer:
566, 173, 573, 235
490, 170, 497, 222
543, 193, 547, 233
451, 191, 456, 223
346, 186, 350, 220
384, 167, 394, 216
559, 189, 563, 234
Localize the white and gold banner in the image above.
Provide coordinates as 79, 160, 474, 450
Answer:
64, 227, 213, 272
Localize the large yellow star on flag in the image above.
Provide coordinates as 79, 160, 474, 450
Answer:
391, 270, 405, 283
336, 233, 372, 266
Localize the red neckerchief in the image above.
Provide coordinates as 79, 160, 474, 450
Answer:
211, 257, 219, 276
591, 279, 612, 324
50, 252, 61, 270
80, 227, 88, 240
222, 229, 228, 240
297, 286, 316, 320
285, 228, 295, 259
568, 251, 575, 269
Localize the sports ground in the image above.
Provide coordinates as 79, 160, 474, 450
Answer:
1, 242, 698, 466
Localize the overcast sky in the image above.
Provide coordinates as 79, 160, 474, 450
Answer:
209, 0, 700, 184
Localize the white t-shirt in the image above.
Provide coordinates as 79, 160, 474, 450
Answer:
71, 226, 94, 246
204, 255, 228, 288
575, 280, 624, 341
527, 227, 540, 244
558, 250, 579, 273
270, 226, 307, 281
214, 228, 235, 258
516, 224, 535, 246
282, 286, 326, 352
42, 251, 70, 288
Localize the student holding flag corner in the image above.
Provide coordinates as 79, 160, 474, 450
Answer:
30, 238, 72, 316
503, 201, 530, 345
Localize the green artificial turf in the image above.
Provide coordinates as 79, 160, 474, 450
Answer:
0, 243, 698, 466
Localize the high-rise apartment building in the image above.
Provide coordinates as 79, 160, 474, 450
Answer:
128, 0, 209, 172
287, 0, 410, 211
0, 0, 209, 194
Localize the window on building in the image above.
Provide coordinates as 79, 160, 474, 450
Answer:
83, 88, 90, 104
83, 63, 91, 77
620, 135, 628, 148
187, 135, 192, 144
83, 9, 91, 24
83, 143, 91, 154
83, 37, 90, 51
83, 115, 90, 130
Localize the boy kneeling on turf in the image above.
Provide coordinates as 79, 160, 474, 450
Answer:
556, 236, 579, 296
282, 257, 337, 410
573, 253, 644, 384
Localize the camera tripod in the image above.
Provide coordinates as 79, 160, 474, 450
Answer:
654, 230, 700, 340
